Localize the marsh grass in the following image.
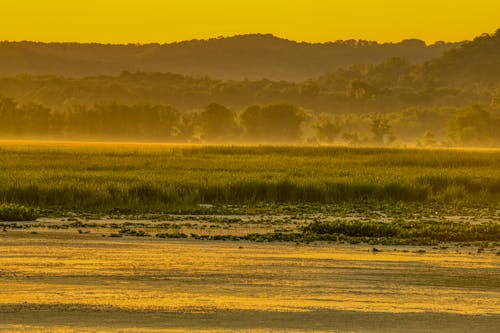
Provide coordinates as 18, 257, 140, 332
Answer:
302, 219, 500, 243
176, 218, 500, 245
0, 143, 499, 212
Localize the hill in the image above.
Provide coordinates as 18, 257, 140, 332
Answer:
423, 29, 500, 84
0, 34, 457, 81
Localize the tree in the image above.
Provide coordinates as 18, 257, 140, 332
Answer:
299, 81, 320, 98
239, 105, 262, 139
370, 115, 394, 144
347, 79, 378, 99
313, 114, 341, 143
133, 103, 179, 139
19, 103, 52, 136
0, 96, 18, 134
342, 131, 361, 145
199, 103, 239, 141
176, 112, 199, 141
417, 131, 436, 147
239, 104, 307, 142
447, 104, 492, 145
491, 88, 500, 111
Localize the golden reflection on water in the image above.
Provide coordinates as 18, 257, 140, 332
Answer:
0, 236, 498, 316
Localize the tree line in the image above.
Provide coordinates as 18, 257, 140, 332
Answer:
1, 31, 499, 115
1, 96, 498, 146
1, 30, 499, 146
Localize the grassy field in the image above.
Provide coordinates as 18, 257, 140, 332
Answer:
0, 142, 499, 213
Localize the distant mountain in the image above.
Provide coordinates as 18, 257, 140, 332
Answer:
0, 34, 458, 81
424, 29, 500, 85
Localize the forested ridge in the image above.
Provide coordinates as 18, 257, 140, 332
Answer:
1, 30, 499, 146
0, 34, 457, 80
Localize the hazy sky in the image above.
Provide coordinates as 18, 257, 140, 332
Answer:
2, 0, 499, 44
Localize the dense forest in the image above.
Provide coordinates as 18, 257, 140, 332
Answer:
1, 30, 499, 146
0, 34, 457, 80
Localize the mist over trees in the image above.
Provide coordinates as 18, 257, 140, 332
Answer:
1, 95, 499, 146
0, 30, 500, 146
240, 104, 307, 142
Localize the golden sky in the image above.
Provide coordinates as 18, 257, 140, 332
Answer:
2, 0, 499, 44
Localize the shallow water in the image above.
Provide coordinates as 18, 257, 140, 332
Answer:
0, 233, 499, 332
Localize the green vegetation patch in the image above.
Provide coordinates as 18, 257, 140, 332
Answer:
151, 219, 500, 245
0, 203, 39, 221
300, 219, 500, 245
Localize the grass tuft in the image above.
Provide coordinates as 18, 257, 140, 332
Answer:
0, 203, 39, 221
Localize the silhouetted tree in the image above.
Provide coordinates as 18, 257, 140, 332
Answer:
370, 115, 394, 144
177, 112, 199, 141
239, 104, 307, 142
313, 114, 341, 143
342, 131, 361, 145
0, 96, 18, 134
447, 105, 492, 145
199, 103, 239, 141
19, 103, 52, 135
